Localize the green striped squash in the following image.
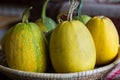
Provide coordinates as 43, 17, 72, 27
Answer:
1, 7, 49, 72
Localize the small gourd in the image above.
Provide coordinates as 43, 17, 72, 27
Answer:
35, 0, 56, 33
74, 0, 91, 24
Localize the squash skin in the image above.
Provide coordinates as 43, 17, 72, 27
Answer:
2, 22, 48, 72
86, 16, 119, 65
50, 20, 96, 73
75, 14, 91, 24
36, 18, 57, 33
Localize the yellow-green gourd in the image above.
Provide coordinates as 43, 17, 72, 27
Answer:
36, 0, 56, 33
1, 7, 49, 72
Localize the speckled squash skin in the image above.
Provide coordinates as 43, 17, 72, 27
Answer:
2, 22, 48, 72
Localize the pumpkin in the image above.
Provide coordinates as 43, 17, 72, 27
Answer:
1, 7, 49, 72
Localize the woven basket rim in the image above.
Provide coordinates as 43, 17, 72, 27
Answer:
0, 58, 119, 79
0, 45, 120, 79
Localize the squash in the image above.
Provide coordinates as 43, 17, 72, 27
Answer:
35, 0, 56, 33
75, 14, 91, 24
86, 16, 119, 65
50, 1, 96, 73
1, 7, 49, 72
74, 0, 91, 24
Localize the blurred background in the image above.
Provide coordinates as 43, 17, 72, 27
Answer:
0, 0, 120, 41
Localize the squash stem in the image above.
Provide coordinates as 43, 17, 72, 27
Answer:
67, 0, 79, 21
41, 0, 49, 23
78, 0, 83, 16
22, 7, 32, 23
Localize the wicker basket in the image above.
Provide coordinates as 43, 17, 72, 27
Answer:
0, 49, 120, 80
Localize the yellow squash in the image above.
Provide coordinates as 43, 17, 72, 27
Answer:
86, 16, 119, 65
50, 20, 96, 73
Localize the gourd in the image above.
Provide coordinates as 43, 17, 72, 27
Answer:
50, 1, 96, 73
86, 16, 119, 65
74, 0, 91, 24
35, 0, 56, 33
1, 7, 49, 72
75, 14, 91, 24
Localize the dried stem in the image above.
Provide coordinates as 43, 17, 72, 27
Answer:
67, 0, 79, 21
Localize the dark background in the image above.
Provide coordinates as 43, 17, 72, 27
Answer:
0, 0, 67, 21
